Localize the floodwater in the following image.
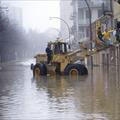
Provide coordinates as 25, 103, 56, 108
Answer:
0, 60, 120, 120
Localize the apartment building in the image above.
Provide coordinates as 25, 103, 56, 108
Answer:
60, 0, 73, 41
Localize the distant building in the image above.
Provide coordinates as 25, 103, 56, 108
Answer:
1, 2, 23, 27
7, 6, 23, 27
60, 0, 73, 42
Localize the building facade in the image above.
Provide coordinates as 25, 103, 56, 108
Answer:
60, 0, 73, 42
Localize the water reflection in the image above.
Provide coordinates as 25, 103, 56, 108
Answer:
0, 62, 120, 119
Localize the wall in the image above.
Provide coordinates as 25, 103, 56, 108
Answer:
88, 45, 120, 66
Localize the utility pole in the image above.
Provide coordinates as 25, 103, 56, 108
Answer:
110, 0, 113, 27
84, 0, 93, 67
84, 0, 92, 46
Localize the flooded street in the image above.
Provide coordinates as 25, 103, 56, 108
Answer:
0, 60, 120, 120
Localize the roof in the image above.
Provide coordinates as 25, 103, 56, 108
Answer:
48, 39, 67, 45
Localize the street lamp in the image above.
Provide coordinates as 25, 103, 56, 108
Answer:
84, 0, 92, 48
84, 0, 93, 67
49, 17, 71, 43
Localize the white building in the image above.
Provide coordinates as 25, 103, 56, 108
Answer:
60, 0, 73, 42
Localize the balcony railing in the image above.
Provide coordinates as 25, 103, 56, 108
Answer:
78, 1, 102, 8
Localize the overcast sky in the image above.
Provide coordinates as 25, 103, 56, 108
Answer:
2, 1, 60, 32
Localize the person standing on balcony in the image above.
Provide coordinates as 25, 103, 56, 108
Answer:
103, 29, 112, 46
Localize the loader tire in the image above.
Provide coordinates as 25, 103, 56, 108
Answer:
64, 64, 88, 76
31, 63, 34, 70
77, 64, 88, 75
33, 64, 47, 76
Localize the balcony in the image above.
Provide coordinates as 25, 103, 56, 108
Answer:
78, 1, 102, 9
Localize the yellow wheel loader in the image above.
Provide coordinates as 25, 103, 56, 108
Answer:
31, 39, 88, 76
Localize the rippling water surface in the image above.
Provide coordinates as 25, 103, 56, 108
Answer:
0, 60, 120, 120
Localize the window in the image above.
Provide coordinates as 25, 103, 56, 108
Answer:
79, 26, 85, 38
86, 10, 89, 19
98, 9, 103, 18
78, 9, 84, 20
79, 26, 84, 32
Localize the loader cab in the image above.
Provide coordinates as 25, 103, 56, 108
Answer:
50, 41, 70, 54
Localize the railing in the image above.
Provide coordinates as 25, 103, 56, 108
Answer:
78, 1, 102, 8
